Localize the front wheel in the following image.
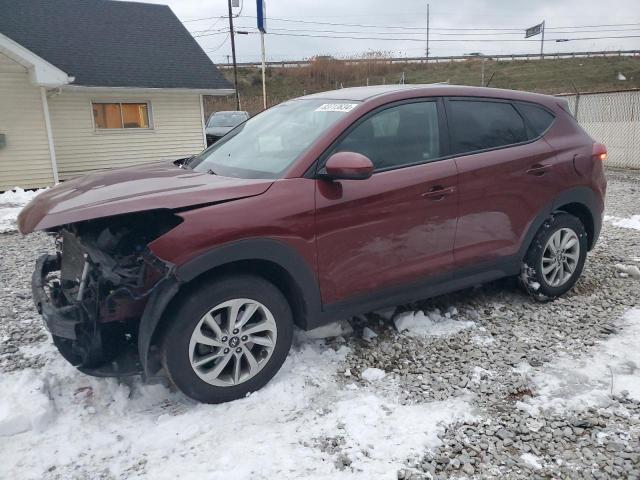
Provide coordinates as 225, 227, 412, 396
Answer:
520, 212, 588, 301
161, 274, 294, 403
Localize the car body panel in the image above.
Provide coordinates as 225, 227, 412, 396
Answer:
452, 138, 563, 268
315, 159, 458, 304
17, 160, 274, 233
148, 178, 318, 271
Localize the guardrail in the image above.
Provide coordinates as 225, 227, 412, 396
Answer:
219, 50, 640, 69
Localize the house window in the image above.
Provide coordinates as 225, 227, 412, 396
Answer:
92, 102, 151, 129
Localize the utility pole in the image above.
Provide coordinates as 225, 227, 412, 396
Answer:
481, 56, 486, 86
426, 3, 430, 62
260, 32, 267, 109
540, 20, 545, 60
227, 0, 240, 110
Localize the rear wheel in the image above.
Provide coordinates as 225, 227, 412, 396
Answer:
520, 212, 588, 301
161, 274, 293, 404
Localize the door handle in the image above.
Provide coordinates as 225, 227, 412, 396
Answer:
422, 185, 455, 200
526, 163, 552, 176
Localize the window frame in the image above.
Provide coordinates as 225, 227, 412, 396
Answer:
90, 100, 154, 131
311, 97, 449, 178
512, 100, 557, 140
442, 96, 556, 158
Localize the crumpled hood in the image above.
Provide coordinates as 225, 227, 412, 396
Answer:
18, 160, 274, 233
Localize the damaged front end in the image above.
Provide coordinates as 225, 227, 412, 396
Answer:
32, 211, 181, 377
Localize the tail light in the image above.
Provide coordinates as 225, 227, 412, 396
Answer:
593, 142, 607, 161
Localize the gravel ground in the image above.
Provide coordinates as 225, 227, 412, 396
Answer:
1, 168, 639, 479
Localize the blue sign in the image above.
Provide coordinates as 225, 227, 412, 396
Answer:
257, 0, 267, 33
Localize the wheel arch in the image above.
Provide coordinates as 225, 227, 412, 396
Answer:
551, 186, 602, 251
518, 186, 602, 264
554, 202, 595, 249
138, 239, 322, 375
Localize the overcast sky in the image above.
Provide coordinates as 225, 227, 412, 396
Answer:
141, 0, 640, 63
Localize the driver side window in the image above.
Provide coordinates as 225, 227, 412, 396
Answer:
333, 101, 440, 171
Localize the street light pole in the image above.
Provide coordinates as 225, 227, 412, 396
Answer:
227, 0, 240, 110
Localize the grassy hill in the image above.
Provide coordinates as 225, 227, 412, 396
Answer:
205, 55, 640, 116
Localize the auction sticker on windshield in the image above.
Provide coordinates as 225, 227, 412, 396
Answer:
315, 103, 359, 112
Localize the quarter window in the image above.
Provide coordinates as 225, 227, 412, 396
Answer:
92, 102, 150, 129
516, 102, 555, 138
448, 100, 527, 155
333, 101, 440, 170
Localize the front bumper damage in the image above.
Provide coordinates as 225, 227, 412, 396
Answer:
31, 228, 176, 377
32, 253, 85, 340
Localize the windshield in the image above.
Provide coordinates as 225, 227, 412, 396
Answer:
207, 112, 248, 128
191, 99, 360, 179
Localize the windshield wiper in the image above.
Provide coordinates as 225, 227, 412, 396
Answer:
179, 155, 197, 169
207, 168, 217, 175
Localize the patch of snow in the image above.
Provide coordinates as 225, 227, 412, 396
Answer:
605, 214, 640, 231
0, 370, 55, 436
472, 334, 495, 346
521, 308, 640, 415
470, 366, 493, 383
0, 187, 46, 233
0, 334, 472, 479
361, 367, 386, 382
394, 308, 475, 337
521, 452, 543, 469
301, 319, 353, 339
614, 263, 640, 280
362, 327, 378, 341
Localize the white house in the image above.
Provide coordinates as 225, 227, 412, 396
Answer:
0, 0, 233, 191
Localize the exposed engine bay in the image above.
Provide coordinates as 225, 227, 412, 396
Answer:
32, 211, 181, 375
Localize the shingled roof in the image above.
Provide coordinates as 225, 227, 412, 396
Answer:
0, 0, 232, 90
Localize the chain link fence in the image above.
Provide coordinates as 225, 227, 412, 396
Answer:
560, 90, 640, 169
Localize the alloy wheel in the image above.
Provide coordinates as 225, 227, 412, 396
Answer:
188, 298, 277, 387
541, 228, 580, 287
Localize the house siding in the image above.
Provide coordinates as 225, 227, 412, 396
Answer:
0, 53, 54, 190
48, 90, 206, 179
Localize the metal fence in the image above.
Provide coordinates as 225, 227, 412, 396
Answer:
222, 50, 640, 69
560, 90, 640, 170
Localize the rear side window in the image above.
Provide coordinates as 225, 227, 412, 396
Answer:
516, 103, 555, 137
447, 100, 527, 155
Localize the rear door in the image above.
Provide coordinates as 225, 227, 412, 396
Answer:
314, 99, 458, 305
445, 97, 561, 269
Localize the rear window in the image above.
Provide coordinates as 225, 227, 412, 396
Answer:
516, 103, 555, 137
448, 99, 527, 155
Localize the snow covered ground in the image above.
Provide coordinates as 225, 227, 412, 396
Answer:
605, 214, 640, 231
0, 330, 473, 480
0, 187, 45, 233
1, 169, 639, 479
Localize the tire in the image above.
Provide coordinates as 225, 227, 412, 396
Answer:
161, 274, 294, 404
520, 212, 588, 301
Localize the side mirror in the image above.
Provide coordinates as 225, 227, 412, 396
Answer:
323, 151, 374, 180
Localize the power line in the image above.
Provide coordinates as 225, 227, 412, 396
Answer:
196, 26, 640, 37
186, 14, 640, 32
196, 29, 640, 42
205, 33, 231, 52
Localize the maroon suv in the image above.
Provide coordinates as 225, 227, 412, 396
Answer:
18, 85, 607, 403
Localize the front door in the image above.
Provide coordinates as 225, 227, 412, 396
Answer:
314, 100, 458, 305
